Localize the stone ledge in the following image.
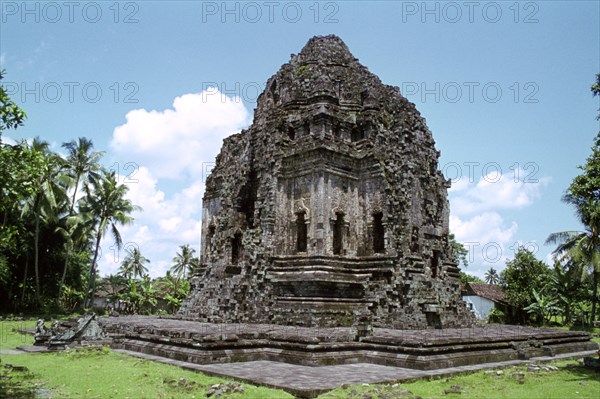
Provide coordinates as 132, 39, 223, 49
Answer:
101, 316, 599, 372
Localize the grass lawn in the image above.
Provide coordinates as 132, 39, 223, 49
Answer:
0, 320, 37, 350
319, 360, 600, 399
2, 349, 293, 398
1, 320, 292, 398
1, 320, 599, 398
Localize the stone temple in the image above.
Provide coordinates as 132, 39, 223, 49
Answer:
179, 35, 474, 329
102, 37, 598, 395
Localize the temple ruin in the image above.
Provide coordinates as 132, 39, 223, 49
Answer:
178, 35, 475, 329
102, 37, 598, 395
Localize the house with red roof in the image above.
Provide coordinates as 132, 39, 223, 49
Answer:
462, 283, 510, 321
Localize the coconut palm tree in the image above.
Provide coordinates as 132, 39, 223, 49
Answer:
119, 247, 150, 281
61, 137, 105, 215
81, 170, 140, 309
170, 244, 198, 279
546, 199, 600, 326
55, 212, 91, 307
21, 138, 68, 304
484, 267, 500, 285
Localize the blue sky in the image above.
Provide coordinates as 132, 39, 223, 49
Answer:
1, 1, 599, 278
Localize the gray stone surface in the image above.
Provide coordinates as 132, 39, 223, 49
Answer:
11, 346, 50, 353
0, 349, 26, 355
113, 348, 599, 398
179, 34, 474, 329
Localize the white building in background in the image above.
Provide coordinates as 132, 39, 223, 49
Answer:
462, 283, 508, 321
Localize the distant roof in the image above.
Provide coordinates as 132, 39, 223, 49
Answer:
463, 283, 507, 304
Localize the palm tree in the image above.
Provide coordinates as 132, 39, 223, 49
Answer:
546, 199, 600, 326
21, 138, 68, 304
81, 170, 140, 309
484, 267, 500, 285
61, 137, 105, 215
55, 212, 92, 307
119, 247, 150, 281
170, 244, 198, 279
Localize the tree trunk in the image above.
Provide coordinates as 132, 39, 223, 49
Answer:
20, 253, 29, 306
565, 303, 571, 326
69, 177, 80, 215
57, 242, 70, 308
34, 212, 40, 305
83, 231, 102, 309
591, 270, 599, 327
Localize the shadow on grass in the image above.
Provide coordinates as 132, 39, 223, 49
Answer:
0, 364, 38, 399
560, 362, 600, 383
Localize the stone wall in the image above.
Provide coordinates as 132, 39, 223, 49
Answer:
178, 35, 475, 329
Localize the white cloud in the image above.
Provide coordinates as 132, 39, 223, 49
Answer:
449, 168, 551, 278
447, 177, 470, 192
450, 212, 518, 246
97, 167, 205, 277
2, 135, 17, 145
110, 89, 250, 180
450, 212, 518, 277
450, 168, 551, 215
97, 90, 250, 278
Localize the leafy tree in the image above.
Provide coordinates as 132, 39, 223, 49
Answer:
546, 207, 600, 326
547, 131, 600, 325
0, 70, 29, 304
62, 137, 105, 214
59, 285, 84, 313
449, 233, 468, 268
459, 271, 484, 285
543, 261, 585, 325
0, 69, 26, 137
523, 288, 562, 326
450, 234, 483, 286
156, 271, 190, 313
138, 275, 158, 314
55, 212, 93, 307
501, 247, 550, 324
119, 247, 150, 281
81, 170, 139, 309
592, 73, 600, 120
565, 134, 600, 204
170, 244, 198, 279
124, 275, 158, 314
0, 141, 45, 224
20, 139, 69, 304
0, 141, 46, 308
484, 267, 500, 285
124, 280, 142, 314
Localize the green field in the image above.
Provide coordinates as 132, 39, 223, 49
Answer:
320, 361, 600, 399
1, 320, 599, 399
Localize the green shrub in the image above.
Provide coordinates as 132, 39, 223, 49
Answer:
487, 307, 505, 324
